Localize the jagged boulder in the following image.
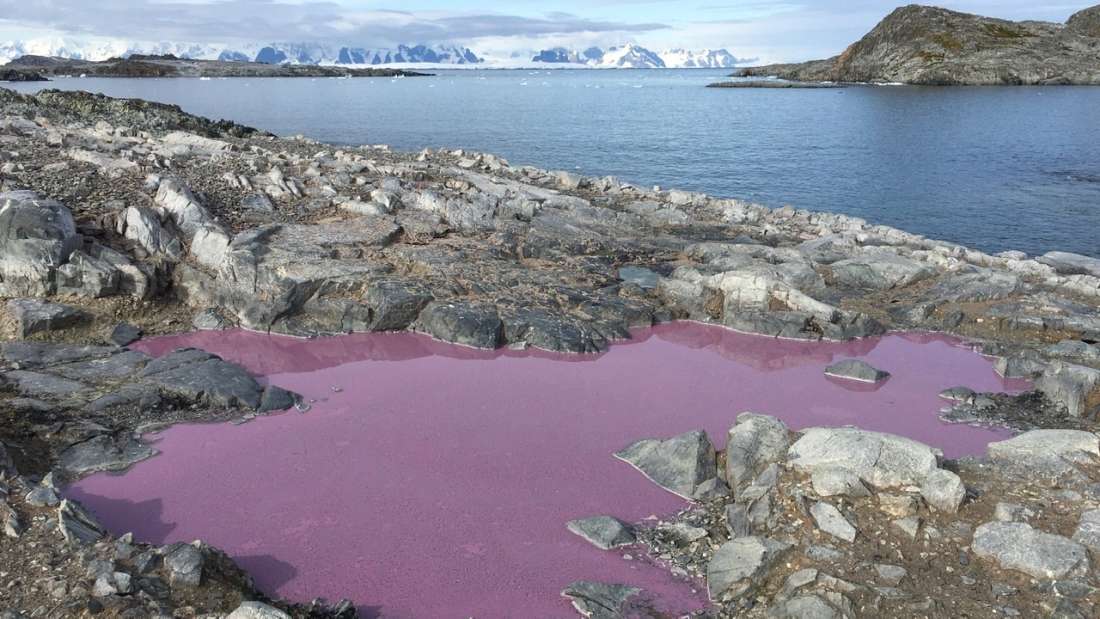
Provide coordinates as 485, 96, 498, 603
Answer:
1037, 361, 1100, 418
0, 191, 80, 296
725, 413, 789, 491
615, 430, 720, 500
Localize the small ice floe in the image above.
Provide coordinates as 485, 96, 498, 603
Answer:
199, 77, 212, 81
331, 385, 343, 393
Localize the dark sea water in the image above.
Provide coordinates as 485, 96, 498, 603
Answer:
10, 69, 1100, 257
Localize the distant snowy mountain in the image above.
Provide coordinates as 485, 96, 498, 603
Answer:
0, 38, 482, 66
660, 48, 740, 68
531, 45, 742, 69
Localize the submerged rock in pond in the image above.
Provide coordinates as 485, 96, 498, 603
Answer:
824, 359, 890, 383
615, 430, 719, 500
561, 581, 643, 619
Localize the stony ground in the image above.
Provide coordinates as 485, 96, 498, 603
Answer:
1, 85, 1100, 617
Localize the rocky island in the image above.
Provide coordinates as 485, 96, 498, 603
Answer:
734, 4, 1100, 86
1, 86, 1100, 617
2, 54, 430, 79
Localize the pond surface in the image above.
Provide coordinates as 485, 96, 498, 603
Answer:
68, 322, 1026, 618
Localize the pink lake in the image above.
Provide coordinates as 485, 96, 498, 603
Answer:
68, 322, 1026, 618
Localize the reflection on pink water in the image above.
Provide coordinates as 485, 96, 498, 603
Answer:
70, 323, 1026, 618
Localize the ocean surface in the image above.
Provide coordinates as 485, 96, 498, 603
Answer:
10, 69, 1100, 257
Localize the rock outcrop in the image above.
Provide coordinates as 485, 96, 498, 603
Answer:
737, 4, 1100, 85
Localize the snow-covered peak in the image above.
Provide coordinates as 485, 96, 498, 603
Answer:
660, 48, 740, 69
594, 44, 666, 69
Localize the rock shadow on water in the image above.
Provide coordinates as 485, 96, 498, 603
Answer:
60, 492, 177, 543
235, 554, 299, 592
824, 373, 891, 393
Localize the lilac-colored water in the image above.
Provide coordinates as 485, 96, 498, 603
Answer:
69, 323, 1026, 618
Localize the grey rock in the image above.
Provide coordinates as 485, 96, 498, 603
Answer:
725, 502, 751, 538
811, 467, 870, 498
1037, 362, 1100, 418
1039, 251, 1100, 278
875, 564, 908, 586
994, 355, 1046, 379
618, 265, 660, 289
55, 249, 122, 298
973, 521, 1089, 580
192, 307, 231, 330
227, 602, 291, 619
365, 279, 433, 331
939, 386, 977, 402
707, 536, 791, 601
7, 298, 90, 338
805, 544, 844, 561
987, 430, 1100, 479
920, 469, 966, 513
725, 413, 789, 491
258, 385, 299, 413
141, 348, 264, 409
560, 581, 641, 619
108, 323, 142, 346
767, 594, 843, 619
0, 369, 90, 400
824, 359, 890, 383
993, 502, 1034, 523
1071, 509, 1100, 555
122, 205, 183, 259
25, 485, 60, 507
50, 349, 149, 382
810, 501, 857, 542
892, 516, 922, 540
0, 341, 115, 369
566, 516, 637, 550
112, 571, 132, 594
92, 574, 117, 597
58, 434, 156, 475
417, 301, 503, 349
829, 252, 934, 290
163, 542, 204, 586
58, 499, 105, 544
614, 430, 718, 500
0, 190, 80, 296
787, 427, 940, 489
2, 501, 23, 538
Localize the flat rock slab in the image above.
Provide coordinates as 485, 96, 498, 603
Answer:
787, 427, 940, 489
973, 521, 1089, 580
566, 516, 637, 550
58, 434, 157, 476
987, 429, 1100, 479
810, 502, 857, 542
140, 348, 264, 409
615, 430, 718, 500
7, 298, 90, 337
560, 581, 642, 619
1039, 251, 1100, 278
824, 359, 890, 383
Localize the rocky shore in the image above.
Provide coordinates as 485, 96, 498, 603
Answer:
2, 54, 430, 79
1, 85, 1100, 617
736, 4, 1100, 86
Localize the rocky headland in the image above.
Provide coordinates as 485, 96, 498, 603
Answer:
1, 85, 1100, 617
735, 4, 1100, 86
2, 54, 429, 79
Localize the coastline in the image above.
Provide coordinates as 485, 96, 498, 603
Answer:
1, 86, 1100, 617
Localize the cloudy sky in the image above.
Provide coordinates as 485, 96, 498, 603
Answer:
0, 0, 1091, 62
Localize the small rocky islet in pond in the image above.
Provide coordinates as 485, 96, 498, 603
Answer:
0, 84, 1098, 617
